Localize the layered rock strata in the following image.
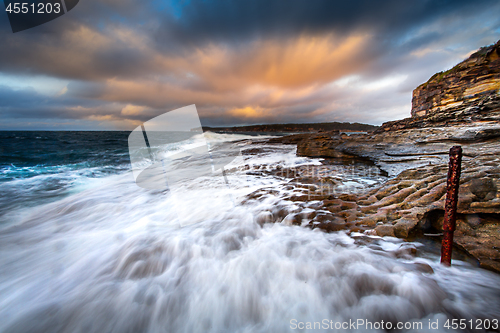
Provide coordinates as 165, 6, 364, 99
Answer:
378, 40, 500, 132
411, 40, 500, 118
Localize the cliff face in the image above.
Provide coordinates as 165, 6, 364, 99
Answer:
377, 40, 500, 133
411, 40, 500, 118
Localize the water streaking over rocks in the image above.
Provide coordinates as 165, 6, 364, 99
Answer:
0, 131, 499, 333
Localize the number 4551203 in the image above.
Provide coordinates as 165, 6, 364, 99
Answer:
5, 2, 62, 14
444, 318, 498, 330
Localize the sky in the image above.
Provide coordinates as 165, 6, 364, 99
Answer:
1, 0, 499, 130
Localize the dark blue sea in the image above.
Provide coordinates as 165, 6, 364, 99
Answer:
0, 131, 132, 217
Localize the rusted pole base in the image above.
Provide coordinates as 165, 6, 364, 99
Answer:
440, 146, 462, 266
441, 230, 455, 266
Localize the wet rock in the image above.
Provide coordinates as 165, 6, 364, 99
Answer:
272, 206, 290, 221
289, 194, 334, 202
358, 213, 388, 227
412, 262, 434, 274
305, 201, 325, 210
282, 213, 302, 226
393, 244, 418, 258
326, 205, 342, 213
255, 212, 274, 226
296, 132, 354, 158
338, 194, 358, 202
468, 178, 497, 200
393, 218, 419, 238
323, 198, 343, 206
265, 133, 312, 144
339, 209, 359, 223
465, 214, 482, 227
300, 209, 317, 221
470, 200, 500, 210
340, 201, 358, 210
313, 212, 336, 223
308, 219, 347, 232
374, 224, 395, 237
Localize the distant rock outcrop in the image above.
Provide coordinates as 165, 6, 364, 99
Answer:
412, 40, 500, 118
203, 122, 378, 133
377, 39, 500, 132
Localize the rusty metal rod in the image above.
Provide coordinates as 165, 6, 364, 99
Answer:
440, 146, 462, 266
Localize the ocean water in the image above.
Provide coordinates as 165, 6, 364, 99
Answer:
0, 131, 499, 333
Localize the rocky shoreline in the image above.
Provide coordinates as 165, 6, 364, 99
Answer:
244, 40, 500, 273
253, 125, 500, 273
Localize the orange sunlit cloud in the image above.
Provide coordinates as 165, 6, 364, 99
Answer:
84, 31, 380, 125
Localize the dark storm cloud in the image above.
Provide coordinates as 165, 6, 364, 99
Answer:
0, 85, 81, 119
0, 85, 110, 119
160, 0, 494, 44
0, 0, 157, 80
0, 0, 493, 80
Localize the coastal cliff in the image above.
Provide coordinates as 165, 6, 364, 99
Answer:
412, 40, 500, 118
378, 40, 500, 132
